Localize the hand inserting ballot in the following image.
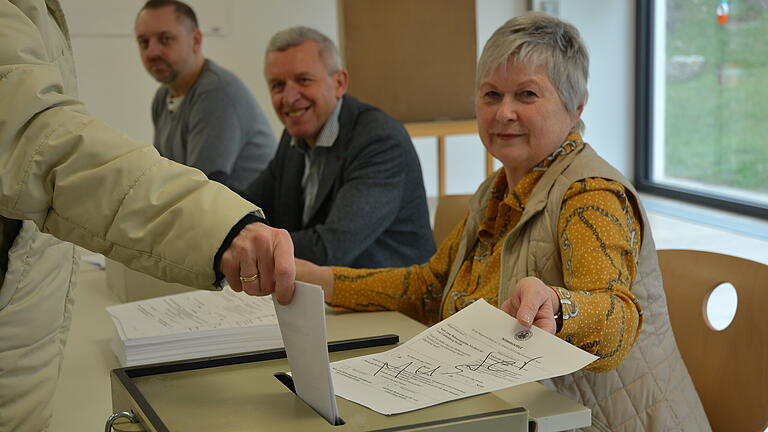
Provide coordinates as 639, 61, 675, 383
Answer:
220, 222, 296, 305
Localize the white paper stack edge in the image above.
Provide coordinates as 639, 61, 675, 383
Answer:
107, 288, 284, 366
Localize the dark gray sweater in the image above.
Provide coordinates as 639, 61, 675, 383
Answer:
152, 59, 276, 191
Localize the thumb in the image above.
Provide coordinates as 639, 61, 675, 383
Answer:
516, 300, 537, 326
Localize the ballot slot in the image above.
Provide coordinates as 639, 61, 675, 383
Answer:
268, 332, 401, 426
273, 372, 346, 426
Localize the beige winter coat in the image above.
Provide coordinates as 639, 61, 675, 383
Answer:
0, 1, 260, 430
442, 144, 711, 431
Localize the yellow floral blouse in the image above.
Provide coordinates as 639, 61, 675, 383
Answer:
329, 134, 643, 372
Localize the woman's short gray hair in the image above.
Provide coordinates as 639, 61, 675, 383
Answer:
477, 13, 589, 132
266, 26, 341, 74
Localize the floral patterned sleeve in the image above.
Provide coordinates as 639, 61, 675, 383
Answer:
553, 178, 643, 372
328, 217, 467, 325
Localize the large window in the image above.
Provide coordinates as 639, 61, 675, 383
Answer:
636, 0, 768, 218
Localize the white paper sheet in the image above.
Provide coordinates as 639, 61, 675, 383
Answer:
273, 282, 341, 425
331, 299, 598, 415
108, 288, 278, 340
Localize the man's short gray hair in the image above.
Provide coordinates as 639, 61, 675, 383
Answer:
266, 26, 341, 74
477, 13, 589, 132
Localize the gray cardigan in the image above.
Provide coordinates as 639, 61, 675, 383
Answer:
242, 95, 435, 267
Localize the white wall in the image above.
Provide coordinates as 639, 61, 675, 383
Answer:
60, 0, 636, 194
560, 0, 636, 178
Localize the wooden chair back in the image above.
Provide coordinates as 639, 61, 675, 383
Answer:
433, 194, 471, 246
657, 249, 768, 432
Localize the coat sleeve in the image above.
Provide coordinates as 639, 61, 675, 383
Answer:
0, 1, 259, 289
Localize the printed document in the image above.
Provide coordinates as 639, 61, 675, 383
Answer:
331, 299, 597, 415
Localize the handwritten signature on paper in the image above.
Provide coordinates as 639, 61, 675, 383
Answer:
372, 352, 543, 379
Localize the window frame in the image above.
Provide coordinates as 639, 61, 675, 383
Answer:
634, 0, 768, 219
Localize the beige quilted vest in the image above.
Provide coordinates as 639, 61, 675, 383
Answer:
441, 144, 711, 431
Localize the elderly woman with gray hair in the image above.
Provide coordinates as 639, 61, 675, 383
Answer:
293, 13, 710, 431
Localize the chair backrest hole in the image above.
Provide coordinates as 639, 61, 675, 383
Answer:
704, 282, 738, 331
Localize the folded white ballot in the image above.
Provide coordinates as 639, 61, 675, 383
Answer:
330, 299, 598, 415
273, 281, 341, 426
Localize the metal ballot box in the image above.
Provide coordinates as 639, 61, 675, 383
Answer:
108, 311, 590, 432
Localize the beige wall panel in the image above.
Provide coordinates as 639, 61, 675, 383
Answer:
341, 0, 477, 122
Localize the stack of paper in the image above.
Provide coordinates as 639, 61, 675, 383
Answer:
106, 288, 284, 366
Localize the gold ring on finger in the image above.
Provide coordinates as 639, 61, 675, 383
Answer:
239, 273, 260, 283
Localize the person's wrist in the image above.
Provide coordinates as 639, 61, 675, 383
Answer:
213, 211, 269, 288
549, 287, 563, 333
553, 310, 563, 333
322, 267, 336, 303
324, 268, 335, 298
